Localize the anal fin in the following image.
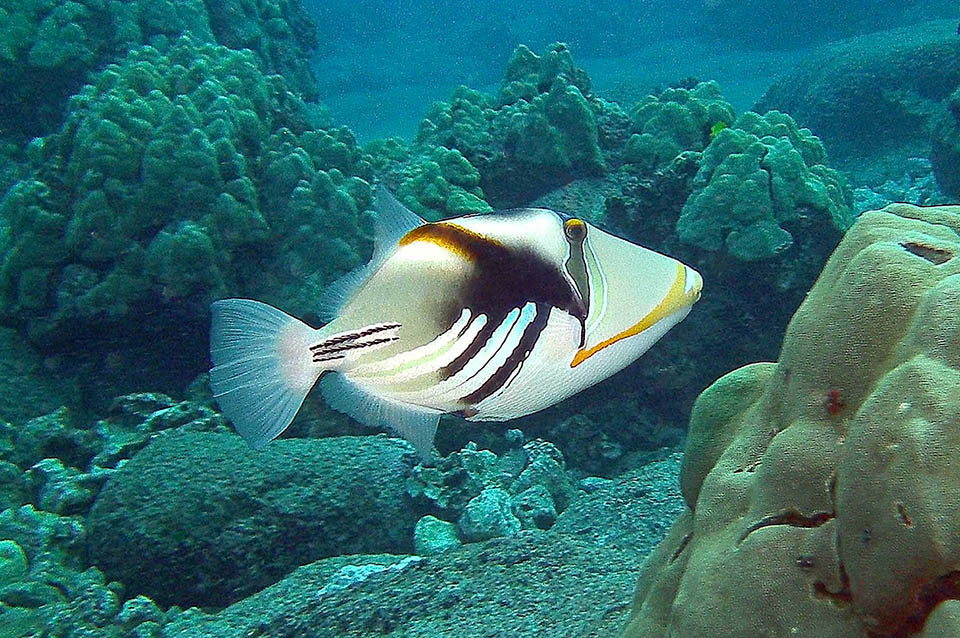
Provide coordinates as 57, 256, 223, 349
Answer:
320, 373, 440, 459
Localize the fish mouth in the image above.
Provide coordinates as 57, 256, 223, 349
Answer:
683, 265, 703, 305
570, 262, 701, 368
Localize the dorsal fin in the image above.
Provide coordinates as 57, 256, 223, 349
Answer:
318, 187, 427, 321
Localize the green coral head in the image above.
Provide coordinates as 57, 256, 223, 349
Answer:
709, 120, 729, 140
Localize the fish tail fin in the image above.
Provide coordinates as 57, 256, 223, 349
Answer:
210, 298, 326, 449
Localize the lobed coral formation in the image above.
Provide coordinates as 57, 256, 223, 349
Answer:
622, 81, 735, 173
417, 43, 605, 206
678, 110, 852, 263
0, 36, 373, 403
623, 203, 960, 638
0, 0, 318, 143
365, 138, 492, 221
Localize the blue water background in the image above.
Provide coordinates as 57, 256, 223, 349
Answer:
305, 0, 957, 141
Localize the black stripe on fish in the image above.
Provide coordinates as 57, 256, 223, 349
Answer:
444, 306, 525, 391
439, 315, 499, 380
460, 302, 550, 405
311, 336, 399, 362
310, 323, 401, 352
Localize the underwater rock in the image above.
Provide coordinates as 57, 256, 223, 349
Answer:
553, 453, 684, 553
852, 158, 950, 215
0, 327, 75, 424
458, 487, 522, 542
2, 407, 98, 472
623, 203, 960, 637
696, 0, 955, 50
0, 394, 227, 517
0, 539, 28, 587
417, 43, 604, 207
413, 515, 461, 556
510, 485, 557, 530
160, 531, 645, 638
407, 437, 575, 540
756, 20, 960, 160
930, 86, 960, 197
87, 432, 420, 608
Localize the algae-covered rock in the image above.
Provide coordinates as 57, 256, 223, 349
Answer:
458, 487, 521, 542
553, 453, 684, 553
160, 531, 645, 638
417, 43, 604, 206
624, 203, 960, 638
87, 432, 420, 608
413, 515, 461, 556
407, 437, 575, 541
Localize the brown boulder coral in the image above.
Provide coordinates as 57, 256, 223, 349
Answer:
623, 203, 960, 637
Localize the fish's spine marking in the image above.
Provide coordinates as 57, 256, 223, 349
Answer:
312, 335, 399, 361
461, 302, 549, 405
309, 323, 401, 351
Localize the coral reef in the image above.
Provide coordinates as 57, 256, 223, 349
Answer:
678, 110, 852, 263
756, 20, 960, 160
417, 43, 605, 206
623, 203, 960, 637
0, 0, 318, 143
0, 36, 373, 403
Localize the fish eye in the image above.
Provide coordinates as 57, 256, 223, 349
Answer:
564, 218, 586, 242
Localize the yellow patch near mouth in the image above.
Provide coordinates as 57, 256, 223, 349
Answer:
570, 263, 692, 368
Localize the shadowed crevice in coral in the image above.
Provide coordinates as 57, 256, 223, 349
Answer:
883, 571, 960, 638
737, 509, 835, 545
669, 533, 692, 565
899, 240, 955, 265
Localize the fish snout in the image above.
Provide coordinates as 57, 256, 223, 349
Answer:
684, 265, 703, 304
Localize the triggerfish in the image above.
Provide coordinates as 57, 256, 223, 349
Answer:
210, 188, 702, 457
